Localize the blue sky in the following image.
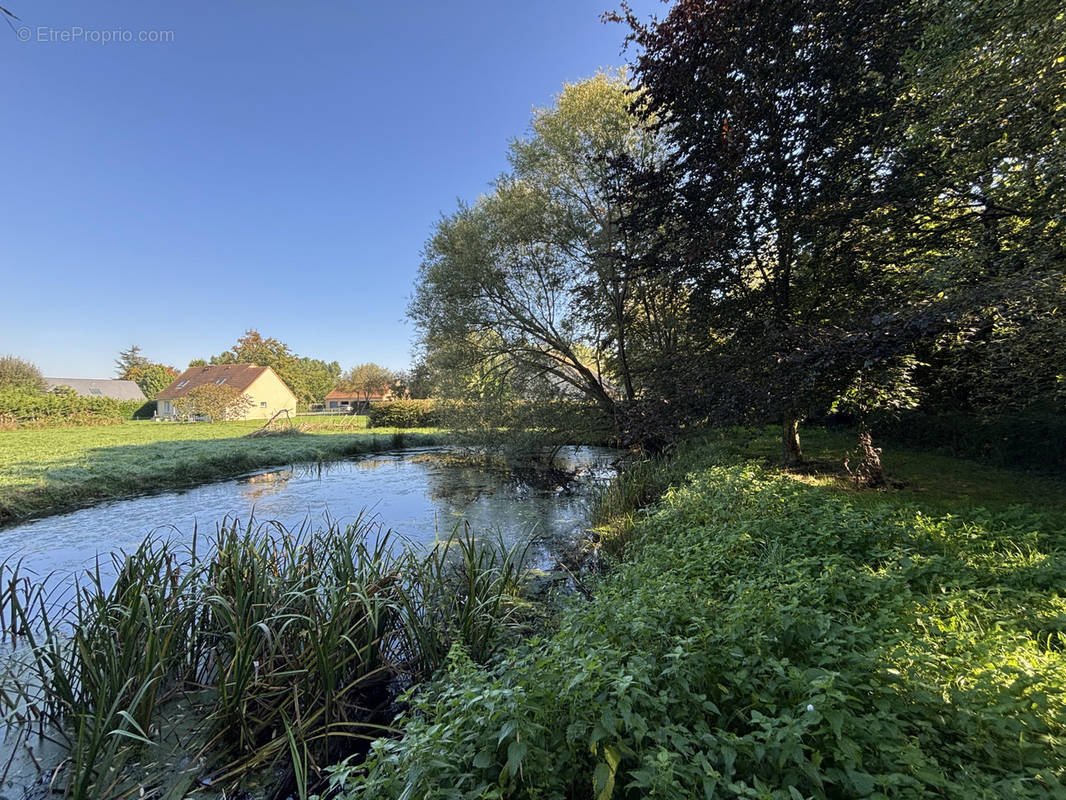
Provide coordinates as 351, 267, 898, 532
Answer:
0, 0, 661, 377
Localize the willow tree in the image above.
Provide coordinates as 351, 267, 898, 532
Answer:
410, 73, 679, 433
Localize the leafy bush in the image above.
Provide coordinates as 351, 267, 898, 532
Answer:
332, 455, 1066, 799
0, 355, 45, 393
0, 390, 128, 428
368, 399, 438, 428
174, 383, 254, 422
0, 392, 154, 428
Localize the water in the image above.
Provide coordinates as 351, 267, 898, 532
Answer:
0, 446, 617, 581
0, 445, 616, 798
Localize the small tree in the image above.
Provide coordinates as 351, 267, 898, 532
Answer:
0, 355, 46, 393
115, 345, 150, 379
832, 356, 923, 488
338, 363, 396, 407
127, 364, 179, 399
174, 384, 253, 422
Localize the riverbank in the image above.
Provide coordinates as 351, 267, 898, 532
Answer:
0, 419, 446, 525
332, 428, 1066, 799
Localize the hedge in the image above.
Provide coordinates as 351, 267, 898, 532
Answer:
0, 391, 155, 429
367, 399, 438, 428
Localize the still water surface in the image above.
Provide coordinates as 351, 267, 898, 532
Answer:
0, 446, 617, 579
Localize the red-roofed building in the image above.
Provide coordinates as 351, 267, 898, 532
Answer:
156, 364, 297, 420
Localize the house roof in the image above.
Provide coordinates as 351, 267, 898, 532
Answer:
157, 364, 294, 400
44, 378, 147, 402
325, 387, 392, 401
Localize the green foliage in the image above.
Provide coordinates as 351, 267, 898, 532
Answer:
0, 390, 128, 428
207, 330, 341, 406
595, 0, 1064, 454
118, 399, 155, 420
367, 399, 438, 428
126, 363, 178, 399
0, 518, 528, 798
410, 73, 678, 433
335, 447, 1066, 799
337, 363, 397, 404
0, 355, 46, 394
114, 344, 149, 378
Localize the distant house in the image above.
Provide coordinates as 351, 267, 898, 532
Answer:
324, 386, 393, 412
156, 364, 297, 420
44, 378, 146, 402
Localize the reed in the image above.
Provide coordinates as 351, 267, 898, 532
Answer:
0, 513, 529, 798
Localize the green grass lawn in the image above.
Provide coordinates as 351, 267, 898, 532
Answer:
713, 424, 1066, 514
0, 418, 446, 525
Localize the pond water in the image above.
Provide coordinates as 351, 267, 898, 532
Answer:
0, 446, 617, 582
0, 446, 617, 799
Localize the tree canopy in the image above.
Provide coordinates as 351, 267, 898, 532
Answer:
206, 330, 341, 407
409, 1, 1063, 467
411, 72, 685, 432
0, 355, 46, 394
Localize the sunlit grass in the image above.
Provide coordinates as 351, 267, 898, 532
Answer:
0, 420, 445, 525
709, 425, 1066, 514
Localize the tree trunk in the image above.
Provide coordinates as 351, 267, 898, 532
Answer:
847, 422, 886, 489
782, 414, 803, 466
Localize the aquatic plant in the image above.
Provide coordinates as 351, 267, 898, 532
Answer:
0, 514, 530, 799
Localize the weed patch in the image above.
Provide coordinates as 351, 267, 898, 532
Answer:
332, 444, 1066, 799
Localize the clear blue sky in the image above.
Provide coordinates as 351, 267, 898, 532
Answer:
0, 0, 661, 378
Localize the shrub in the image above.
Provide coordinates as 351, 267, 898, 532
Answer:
0, 355, 46, 393
174, 384, 253, 422
368, 399, 438, 428
333, 456, 1066, 799
120, 399, 156, 420
0, 390, 127, 428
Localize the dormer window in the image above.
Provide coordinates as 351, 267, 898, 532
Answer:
215, 378, 227, 386
176, 380, 190, 389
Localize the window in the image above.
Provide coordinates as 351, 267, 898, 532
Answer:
260, 401, 267, 407
176, 380, 189, 389
89, 388, 102, 395
215, 378, 227, 386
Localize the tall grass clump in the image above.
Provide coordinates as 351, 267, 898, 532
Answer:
399, 525, 533, 677
0, 516, 531, 798
588, 436, 725, 557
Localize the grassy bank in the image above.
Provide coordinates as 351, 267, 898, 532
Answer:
331, 429, 1066, 799
0, 419, 445, 525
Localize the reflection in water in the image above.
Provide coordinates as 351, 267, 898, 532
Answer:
0, 446, 617, 579
238, 468, 295, 501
